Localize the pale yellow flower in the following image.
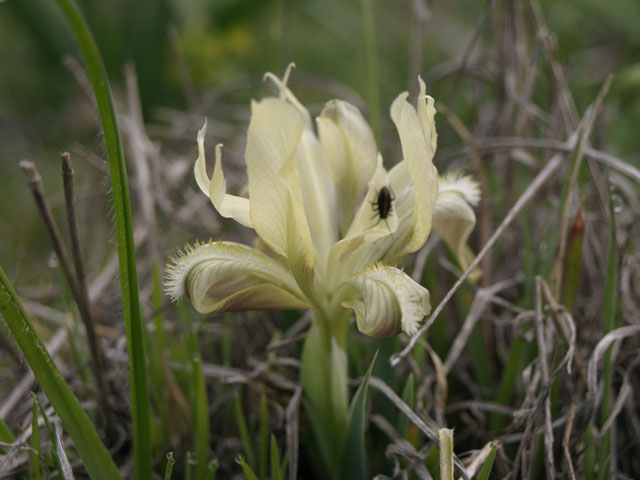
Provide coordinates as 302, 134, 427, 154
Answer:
166, 65, 479, 337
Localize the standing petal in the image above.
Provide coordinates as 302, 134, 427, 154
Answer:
246, 98, 316, 295
296, 129, 339, 282
384, 78, 439, 262
342, 263, 430, 337
317, 100, 378, 233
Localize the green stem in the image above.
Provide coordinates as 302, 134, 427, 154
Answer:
301, 312, 349, 480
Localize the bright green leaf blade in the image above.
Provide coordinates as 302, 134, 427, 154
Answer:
397, 373, 414, 437
258, 394, 269, 480
164, 452, 176, 480
340, 351, 378, 480
270, 434, 281, 480
0, 417, 14, 447
0, 267, 122, 480
29, 399, 43, 480
204, 459, 220, 480
233, 393, 255, 468
236, 455, 259, 480
476, 441, 498, 480
49, 1, 151, 478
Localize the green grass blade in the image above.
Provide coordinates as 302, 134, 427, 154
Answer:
340, 351, 378, 480
191, 354, 210, 480
598, 192, 618, 480
236, 455, 259, 480
164, 452, 176, 480
397, 373, 414, 437
50, 1, 151, 477
33, 394, 66, 479
270, 434, 281, 480
258, 394, 269, 480
476, 441, 498, 480
0, 266, 122, 479
0, 417, 14, 446
29, 399, 44, 480
205, 459, 220, 480
233, 393, 255, 469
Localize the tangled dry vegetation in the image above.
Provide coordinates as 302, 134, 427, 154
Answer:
1, 1, 639, 478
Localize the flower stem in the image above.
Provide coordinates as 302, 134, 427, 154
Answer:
301, 311, 349, 480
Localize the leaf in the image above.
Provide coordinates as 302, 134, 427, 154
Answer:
340, 351, 378, 480
50, 1, 152, 477
476, 441, 498, 480
0, 268, 122, 480
236, 455, 259, 480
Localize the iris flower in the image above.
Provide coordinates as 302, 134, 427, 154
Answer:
166, 65, 479, 473
166, 65, 479, 337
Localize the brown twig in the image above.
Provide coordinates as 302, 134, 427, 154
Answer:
61, 153, 113, 423
390, 148, 567, 367
19, 160, 81, 303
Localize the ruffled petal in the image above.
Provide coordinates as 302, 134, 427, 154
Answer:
342, 263, 430, 337
165, 241, 310, 313
433, 173, 481, 278
317, 99, 378, 233
194, 120, 252, 228
384, 78, 439, 262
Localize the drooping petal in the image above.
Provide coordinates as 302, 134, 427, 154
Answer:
342, 263, 430, 337
245, 97, 316, 294
317, 100, 378, 233
165, 241, 310, 313
433, 173, 481, 278
194, 120, 252, 228
384, 78, 439, 262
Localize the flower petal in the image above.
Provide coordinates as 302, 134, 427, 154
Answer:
296, 128, 339, 280
165, 241, 310, 313
323, 157, 399, 291
317, 100, 378, 233
245, 97, 316, 293
342, 263, 430, 337
194, 120, 252, 228
384, 78, 439, 262
433, 173, 481, 278
345, 155, 398, 237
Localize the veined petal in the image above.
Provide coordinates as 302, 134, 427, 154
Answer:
317, 100, 378, 233
194, 120, 252, 228
165, 241, 310, 313
246, 97, 316, 292
296, 128, 339, 280
342, 263, 430, 338
434, 173, 481, 278
384, 77, 439, 262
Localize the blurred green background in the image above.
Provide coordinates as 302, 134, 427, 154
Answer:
1, 0, 639, 273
